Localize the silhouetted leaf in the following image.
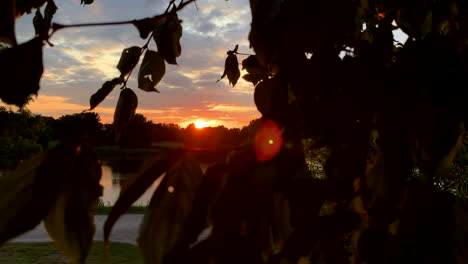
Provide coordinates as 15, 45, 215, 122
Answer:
15, 0, 47, 16
176, 162, 229, 250
104, 150, 182, 243
242, 55, 261, 70
0, 37, 44, 107
138, 154, 203, 264
33, 9, 46, 38
116, 46, 142, 77
254, 77, 287, 117
243, 74, 261, 86
0, 143, 80, 246
137, 50, 165, 92
89, 78, 122, 110
218, 46, 240, 87
43, 0, 58, 32
241, 55, 267, 86
81, 0, 93, 5
133, 17, 162, 39
152, 14, 182, 64
113, 88, 138, 141
33, 0, 58, 41
44, 144, 102, 264
0, 0, 16, 45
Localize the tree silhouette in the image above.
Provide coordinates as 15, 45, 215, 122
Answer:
1, 0, 468, 264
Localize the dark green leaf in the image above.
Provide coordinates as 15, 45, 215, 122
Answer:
89, 78, 122, 110
104, 150, 182, 243
138, 154, 204, 264
44, 144, 102, 264
137, 50, 165, 92
0, 143, 80, 246
116, 46, 142, 77
152, 14, 182, 65
113, 88, 138, 141
0, 37, 44, 107
0, 0, 16, 45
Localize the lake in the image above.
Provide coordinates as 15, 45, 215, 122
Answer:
99, 159, 210, 206
99, 163, 164, 206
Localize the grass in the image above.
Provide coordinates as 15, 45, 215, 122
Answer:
0, 241, 142, 264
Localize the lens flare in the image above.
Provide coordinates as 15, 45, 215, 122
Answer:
254, 120, 283, 161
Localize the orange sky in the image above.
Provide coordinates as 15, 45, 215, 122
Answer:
8, 0, 260, 128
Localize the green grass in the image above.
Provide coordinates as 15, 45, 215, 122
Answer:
0, 241, 142, 264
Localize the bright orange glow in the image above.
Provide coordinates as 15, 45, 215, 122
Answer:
194, 120, 210, 129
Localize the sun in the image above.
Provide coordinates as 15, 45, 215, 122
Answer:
194, 120, 210, 129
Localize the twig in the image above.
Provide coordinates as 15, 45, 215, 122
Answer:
49, 0, 195, 39
235, 52, 255, 56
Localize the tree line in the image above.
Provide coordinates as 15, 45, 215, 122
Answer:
0, 106, 259, 170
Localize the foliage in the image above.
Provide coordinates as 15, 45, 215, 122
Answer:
0, 0, 468, 264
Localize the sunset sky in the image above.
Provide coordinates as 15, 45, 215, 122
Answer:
10, 0, 260, 128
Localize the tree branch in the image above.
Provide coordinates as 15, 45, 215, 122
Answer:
49, 0, 195, 39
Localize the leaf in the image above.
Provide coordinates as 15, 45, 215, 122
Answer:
218, 48, 240, 87
0, 0, 16, 45
113, 88, 138, 141
175, 163, 229, 249
133, 17, 165, 39
0, 143, 80, 246
138, 154, 204, 264
152, 14, 182, 65
104, 150, 182, 242
33, 0, 58, 41
0, 37, 44, 107
81, 0, 94, 5
243, 74, 261, 86
254, 77, 286, 117
137, 50, 165, 92
241, 55, 267, 86
33, 9, 46, 38
242, 55, 261, 70
89, 78, 122, 110
44, 0, 58, 31
15, 0, 47, 16
44, 144, 102, 264
116, 46, 142, 77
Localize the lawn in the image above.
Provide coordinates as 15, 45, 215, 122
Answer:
0, 241, 142, 264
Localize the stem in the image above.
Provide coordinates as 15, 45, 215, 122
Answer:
122, 31, 155, 88
49, 0, 195, 38
235, 52, 255, 56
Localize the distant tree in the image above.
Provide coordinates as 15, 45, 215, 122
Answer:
119, 113, 153, 148
0, 107, 53, 169
53, 112, 103, 143
1, 1, 467, 264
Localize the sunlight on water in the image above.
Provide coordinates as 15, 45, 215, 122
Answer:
99, 164, 163, 206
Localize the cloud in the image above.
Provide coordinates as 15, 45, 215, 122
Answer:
208, 104, 256, 113
12, 0, 257, 128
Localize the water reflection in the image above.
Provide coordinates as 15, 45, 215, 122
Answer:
99, 164, 163, 206
99, 159, 209, 206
